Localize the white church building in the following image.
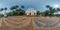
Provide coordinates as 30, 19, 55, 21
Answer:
26, 8, 37, 15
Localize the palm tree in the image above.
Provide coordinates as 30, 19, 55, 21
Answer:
0, 8, 3, 11
4, 8, 7, 17
46, 5, 55, 16
56, 8, 60, 16
44, 10, 50, 16
0, 8, 7, 17
16, 5, 25, 15
21, 5, 24, 8
10, 5, 19, 15
57, 8, 60, 11
37, 11, 40, 15
10, 5, 19, 11
46, 5, 53, 10
46, 5, 50, 9
16, 7, 25, 15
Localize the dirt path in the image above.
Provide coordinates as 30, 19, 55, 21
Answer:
0, 16, 60, 30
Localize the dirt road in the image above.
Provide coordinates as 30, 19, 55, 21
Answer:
0, 16, 60, 30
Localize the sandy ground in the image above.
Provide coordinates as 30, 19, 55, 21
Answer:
0, 16, 60, 30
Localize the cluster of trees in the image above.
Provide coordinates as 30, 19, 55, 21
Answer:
7, 5, 25, 16
0, 5, 60, 17
35, 5, 60, 16
0, 5, 25, 17
44, 5, 60, 16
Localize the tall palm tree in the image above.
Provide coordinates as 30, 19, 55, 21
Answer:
46, 5, 53, 16
4, 8, 7, 17
46, 5, 53, 10
21, 5, 24, 8
57, 8, 60, 11
0, 8, 3, 11
10, 5, 19, 15
16, 5, 25, 15
0, 8, 7, 17
46, 5, 50, 9
44, 10, 50, 16
37, 11, 40, 15
10, 5, 19, 11
56, 8, 60, 16
15, 5, 19, 8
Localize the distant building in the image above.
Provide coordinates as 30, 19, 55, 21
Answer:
26, 8, 37, 15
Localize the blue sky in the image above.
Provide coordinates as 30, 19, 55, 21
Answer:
0, 0, 60, 14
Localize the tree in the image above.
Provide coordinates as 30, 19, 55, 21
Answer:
0, 8, 7, 17
10, 5, 19, 15
55, 8, 60, 16
46, 5, 53, 11
7, 11, 16, 16
0, 14, 4, 17
4, 8, 7, 17
46, 5, 55, 16
57, 8, 60, 11
21, 5, 24, 8
0, 8, 4, 17
44, 10, 50, 16
10, 5, 19, 11
37, 11, 40, 15
15, 9, 25, 15
10, 5, 25, 16
46, 5, 50, 9
17, 5, 25, 15
0, 8, 3, 11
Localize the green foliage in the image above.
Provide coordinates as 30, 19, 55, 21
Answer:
0, 14, 4, 17
15, 9, 25, 15
0, 8, 3, 11
7, 9, 25, 16
21, 5, 24, 8
49, 13, 54, 16
10, 5, 19, 11
0, 8, 7, 17
7, 11, 15, 16
9, 5, 25, 16
45, 5, 57, 16
4, 8, 7, 10
37, 11, 40, 15
44, 10, 50, 16
57, 8, 60, 11
46, 5, 50, 8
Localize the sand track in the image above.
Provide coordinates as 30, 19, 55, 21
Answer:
0, 16, 60, 30
33, 18, 60, 29
3, 17, 31, 28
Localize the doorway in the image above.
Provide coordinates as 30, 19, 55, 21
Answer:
29, 13, 31, 15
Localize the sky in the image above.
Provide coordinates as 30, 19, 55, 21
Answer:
0, 0, 60, 14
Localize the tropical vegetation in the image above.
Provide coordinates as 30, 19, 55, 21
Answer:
0, 5, 60, 17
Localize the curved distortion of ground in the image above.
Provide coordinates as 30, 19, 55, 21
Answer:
0, 17, 60, 29
33, 18, 60, 28
3, 18, 31, 28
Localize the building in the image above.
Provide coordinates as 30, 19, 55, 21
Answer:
26, 8, 37, 15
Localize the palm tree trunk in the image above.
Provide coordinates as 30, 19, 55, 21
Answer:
4, 10, 7, 17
